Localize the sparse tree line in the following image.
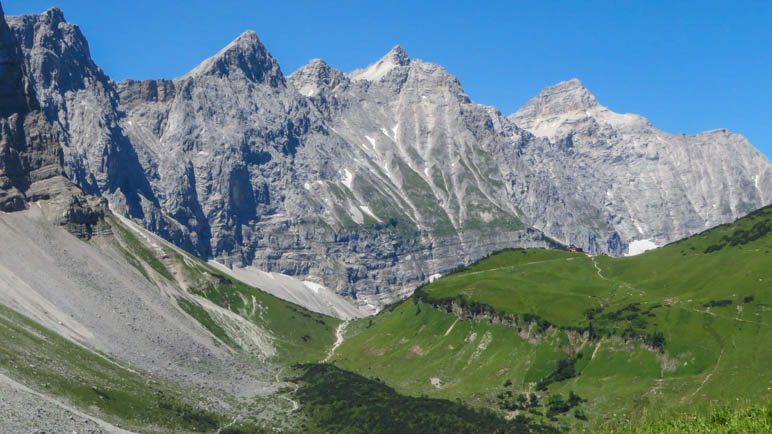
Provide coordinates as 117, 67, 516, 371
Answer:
413, 288, 668, 352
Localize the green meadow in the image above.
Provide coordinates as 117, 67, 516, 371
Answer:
331, 205, 772, 430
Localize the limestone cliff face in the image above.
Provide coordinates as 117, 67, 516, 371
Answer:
3, 6, 770, 309
117, 41, 554, 310
510, 79, 772, 252
0, 4, 105, 237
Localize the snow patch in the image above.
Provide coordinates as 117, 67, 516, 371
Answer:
428, 273, 442, 283
303, 182, 311, 190
359, 205, 382, 223
365, 135, 376, 147
626, 239, 658, 256
340, 169, 354, 189
348, 203, 364, 224
479, 210, 494, 223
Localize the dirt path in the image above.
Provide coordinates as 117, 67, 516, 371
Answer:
215, 415, 240, 433
323, 320, 348, 363
590, 255, 609, 281
681, 306, 771, 328
444, 319, 458, 336
683, 348, 724, 402
274, 368, 300, 412
590, 337, 604, 360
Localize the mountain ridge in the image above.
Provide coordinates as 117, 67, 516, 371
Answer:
1, 4, 770, 311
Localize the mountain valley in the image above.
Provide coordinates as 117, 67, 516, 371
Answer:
0, 2, 770, 433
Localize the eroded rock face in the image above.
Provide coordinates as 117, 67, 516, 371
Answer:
0, 4, 105, 237
117, 41, 555, 309
3, 6, 771, 308
510, 79, 772, 252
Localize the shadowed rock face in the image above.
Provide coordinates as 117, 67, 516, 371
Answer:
2, 5, 770, 309
0, 4, 105, 237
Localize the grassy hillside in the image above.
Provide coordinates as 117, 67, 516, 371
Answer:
291, 363, 556, 433
606, 400, 772, 433
332, 205, 772, 429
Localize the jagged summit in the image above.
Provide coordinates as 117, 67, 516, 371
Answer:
3, 0, 771, 310
513, 78, 600, 122
384, 45, 409, 66
183, 29, 284, 85
41, 6, 65, 23
349, 44, 411, 82
289, 57, 345, 97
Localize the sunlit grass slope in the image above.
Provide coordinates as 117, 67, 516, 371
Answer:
333, 205, 772, 430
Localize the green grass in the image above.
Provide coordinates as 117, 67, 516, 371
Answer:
292, 363, 556, 433
177, 297, 238, 349
606, 400, 772, 433
334, 205, 772, 429
177, 259, 341, 364
107, 216, 174, 281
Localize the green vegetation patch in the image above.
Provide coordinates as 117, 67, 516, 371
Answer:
177, 297, 238, 348
292, 363, 556, 433
172, 257, 341, 364
108, 216, 174, 281
335, 205, 772, 429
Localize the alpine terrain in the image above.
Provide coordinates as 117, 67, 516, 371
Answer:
0, 2, 770, 433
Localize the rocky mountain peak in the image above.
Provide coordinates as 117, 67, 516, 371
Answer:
183, 29, 284, 86
41, 6, 65, 25
289, 58, 346, 97
349, 44, 410, 82
517, 78, 599, 117
384, 45, 409, 66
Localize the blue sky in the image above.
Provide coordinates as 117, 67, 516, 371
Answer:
5, 0, 771, 159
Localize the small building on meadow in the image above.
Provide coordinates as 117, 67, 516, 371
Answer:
567, 244, 583, 253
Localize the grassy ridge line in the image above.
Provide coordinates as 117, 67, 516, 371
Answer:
107, 215, 341, 364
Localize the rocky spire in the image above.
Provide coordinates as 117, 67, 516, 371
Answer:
516, 79, 599, 119
349, 45, 411, 82
288, 58, 346, 97
184, 30, 285, 87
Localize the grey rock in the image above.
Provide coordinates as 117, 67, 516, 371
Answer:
3, 6, 770, 309
0, 4, 105, 238
510, 79, 772, 253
